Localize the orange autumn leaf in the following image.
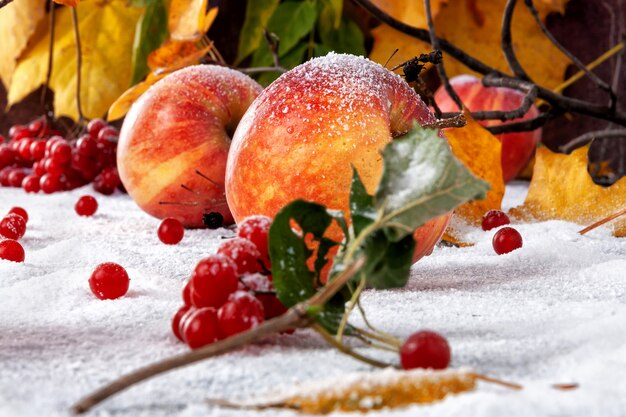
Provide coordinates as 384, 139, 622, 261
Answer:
509, 147, 626, 237
168, 0, 218, 41
53, 0, 79, 6
108, 39, 215, 120
369, 0, 570, 89
442, 111, 504, 245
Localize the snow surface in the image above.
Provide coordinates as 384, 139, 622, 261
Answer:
1, 182, 625, 417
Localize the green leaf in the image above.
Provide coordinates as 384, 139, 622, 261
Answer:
236, 0, 280, 64
375, 126, 490, 241
317, 0, 342, 38
130, 0, 168, 86
256, 41, 308, 86
359, 231, 415, 289
251, 0, 318, 67
318, 17, 366, 57
349, 166, 375, 236
268, 199, 341, 308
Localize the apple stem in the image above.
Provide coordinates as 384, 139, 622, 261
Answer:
423, 114, 467, 130
578, 206, 626, 235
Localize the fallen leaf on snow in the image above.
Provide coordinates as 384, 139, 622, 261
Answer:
509, 146, 626, 237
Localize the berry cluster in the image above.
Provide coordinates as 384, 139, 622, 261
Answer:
0, 117, 123, 195
481, 210, 523, 255
0, 207, 29, 263
171, 215, 287, 349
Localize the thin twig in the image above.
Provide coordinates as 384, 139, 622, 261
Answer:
423, 114, 467, 129
502, 0, 532, 81
355, 299, 403, 347
71, 7, 85, 124
312, 323, 393, 368
473, 75, 538, 121
353, 0, 626, 127
473, 373, 523, 390
425, 0, 463, 110
71, 257, 365, 414
41, 0, 55, 116
560, 129, 626, 153
336, 275, 366, 344
578, 206, 626, 235
524, 0, 616, 108
485, 112, 556, 134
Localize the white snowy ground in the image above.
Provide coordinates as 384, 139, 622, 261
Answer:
0, 182, 625, 417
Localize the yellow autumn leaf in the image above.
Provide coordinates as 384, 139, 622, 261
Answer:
168, 0, 218, 41
370, 0, 570, 89
509, 147, 626, 237
442, 111, 504, 245
107, 74, 166, 122
212, 368, 476, 414
54, 0, 79, 6
8, 0, 144, 121
0, 0, 46, 89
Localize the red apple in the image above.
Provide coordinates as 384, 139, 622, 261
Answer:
226, 53, 452, 263
117, 65, 263, 227
434, 74, 542, 182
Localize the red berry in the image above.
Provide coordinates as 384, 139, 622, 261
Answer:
7, 169, 26, 188
32, 160, 46, 177
182, 307, 222, 349
0, 239, 25, 263
45, 136, 64, 155
481, 210, 511, 231
217, 237, 263, 275
182, 280, 192, 306
40, 174, 62, 194
87, 119, 107, 138
237, 215, 272, 268
97, 126, 119, 141
492, 226, 523, 255
0, 144, 16, 168
75, 195, 98, 216
50, 141, 72, 164
171, 305, 192, 342
17, 138, 33, 161
190, 254, 238, 308
256, 293, 287, 319
400, 330, 451, 370
22, 174, 41, 193
76, 134, 98, 157
29, 140, 46, 161
157, 218, 184, 245
0, 167, 13, 186
9, 125, 31, 141
28, 118, 45, 136
0, 214, 26, 240
44, 157, 66, 176
7, 207, 28, 223
217, 291, 265, 337
88, 262, 130, 300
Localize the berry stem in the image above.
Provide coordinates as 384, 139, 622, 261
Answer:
41, 0, 56, 117
312, 323, 393, 369
71, 257, 366, 414
472, 373, 523, 390
335, 275, 366, 344
356, 299, 403, 348
578, 206, 626, 235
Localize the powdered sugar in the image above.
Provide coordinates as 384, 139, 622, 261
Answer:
1, 182, 625, 416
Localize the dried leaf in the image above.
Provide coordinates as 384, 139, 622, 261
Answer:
369, 0, 570, 88
8, 1, 144, 120
108, 39, 213, 120
243, 368, 476, 414
442, 112, 503, 244
53, 0, 79, 6
509, 147, 626, 237
168, 0, 217, 41
0, 0, 46, 89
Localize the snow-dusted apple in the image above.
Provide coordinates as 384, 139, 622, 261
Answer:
117, 65, 263, 227
434, 75, 542, 182
226, 53, 451, 262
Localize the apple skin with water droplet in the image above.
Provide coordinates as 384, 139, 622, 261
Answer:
226, 53, 451, 264
117, 65, 262, 227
